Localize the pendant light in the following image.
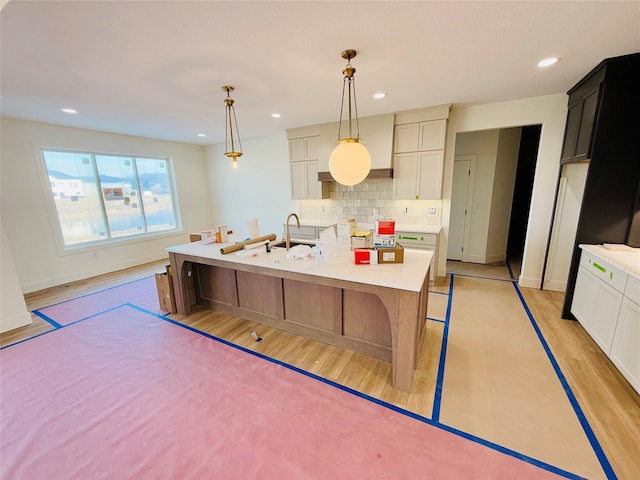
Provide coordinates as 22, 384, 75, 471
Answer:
328, 49, 371, 186
222, 86, 242, 169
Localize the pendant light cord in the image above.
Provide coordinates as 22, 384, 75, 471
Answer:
336, 57, 361, 142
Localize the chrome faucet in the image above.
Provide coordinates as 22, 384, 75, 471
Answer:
285, 213, 300, 250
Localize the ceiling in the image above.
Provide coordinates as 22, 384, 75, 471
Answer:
1, 1, 639, 146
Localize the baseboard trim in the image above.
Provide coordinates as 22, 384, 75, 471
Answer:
0, 312, 33, 333
22, 253, 168, 293
542, 280, 567, 292
519, 276, 542, 288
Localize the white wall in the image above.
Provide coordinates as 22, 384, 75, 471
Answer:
1, 222, 31, 332
1, 118, 212, 293
205, 134, 297, 239
486, 127, 521, 263
442, 94, 567, 287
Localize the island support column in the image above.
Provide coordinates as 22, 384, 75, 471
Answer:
376, 287, 424, 392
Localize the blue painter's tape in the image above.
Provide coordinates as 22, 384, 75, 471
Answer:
151, 299, 582, 479
453, 272, 517, 283
431, 274, 455, 423
511, 282, 617, 480
426, 316, 446, 324
32, 309, 63, 329
506, 257, 515, 280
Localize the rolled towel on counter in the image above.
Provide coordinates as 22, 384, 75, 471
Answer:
220, 233, 277, 255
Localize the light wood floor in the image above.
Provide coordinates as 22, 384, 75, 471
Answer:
3, 258, 639, 479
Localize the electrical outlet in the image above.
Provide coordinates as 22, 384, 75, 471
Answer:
403, 207, 408, 215
428, 207, 437, 215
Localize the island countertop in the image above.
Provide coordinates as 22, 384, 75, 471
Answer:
168, 237, 433, 392
167, 238, 433, 292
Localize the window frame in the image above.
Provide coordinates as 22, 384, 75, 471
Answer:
38, 147, 182, 255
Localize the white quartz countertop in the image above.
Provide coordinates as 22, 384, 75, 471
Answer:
298, 219, 441, 234
580, 244, 640, 280
167, 238, 433, 292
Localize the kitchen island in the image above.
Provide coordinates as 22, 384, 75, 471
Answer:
167, 239, 433, 392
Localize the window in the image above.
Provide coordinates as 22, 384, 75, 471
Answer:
42, 150, 179, 248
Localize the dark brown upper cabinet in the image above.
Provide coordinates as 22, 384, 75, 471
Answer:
560, 82, 602, 163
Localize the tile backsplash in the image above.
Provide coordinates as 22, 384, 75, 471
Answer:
299, 178, 442, 226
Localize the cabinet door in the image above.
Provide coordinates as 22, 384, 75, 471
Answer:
561, 102, 581, 162
289, 138, 305, 162
560, 86, 600, 163
574, 88, 599, 160
610, 298, 640, 393
290, 162, 307, 199
591, 280, 623, 354
416, 151, 444, 199
394, 124, 419, 153
304, 136, 319, 160
418, 119, 446, 151
290, 136, 319, 162
392, 153, 419, 199
306, 161, 323, 199
572, 266, 599, 329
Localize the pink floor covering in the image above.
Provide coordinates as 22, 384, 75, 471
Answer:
36, 276, 166, 325
0, 305, 565, 480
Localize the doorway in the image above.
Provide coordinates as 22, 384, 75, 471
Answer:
506, 125, 542, 278
447, 125, 542, 280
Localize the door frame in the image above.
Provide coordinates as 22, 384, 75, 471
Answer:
450, 154, 476, 262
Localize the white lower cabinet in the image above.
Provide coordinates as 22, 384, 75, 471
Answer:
590, 280, 623, 354
572, 246, 639, 394
572, 265, 622, 354
572, 266, 600, 331
610, 298, 640, 393
396, 232, 438, 283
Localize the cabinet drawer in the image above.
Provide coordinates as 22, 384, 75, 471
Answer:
396, 232, 437, 246
625, 275, 640, 305
579, 249, 627, 292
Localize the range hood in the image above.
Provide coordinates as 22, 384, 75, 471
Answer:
317, 169, 393, 182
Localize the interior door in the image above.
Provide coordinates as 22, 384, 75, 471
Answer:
448, 158, 472, 260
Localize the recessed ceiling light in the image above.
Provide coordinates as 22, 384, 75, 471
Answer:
197, 133, 206, 137
537, 57, 560, 68
271, 113, 282, 118
373, 92, 386, 99
60, 108, 78, 114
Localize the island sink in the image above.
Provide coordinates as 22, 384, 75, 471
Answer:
268, 239, 315, 250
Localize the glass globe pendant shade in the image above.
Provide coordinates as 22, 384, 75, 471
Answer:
329, 139, 371, 186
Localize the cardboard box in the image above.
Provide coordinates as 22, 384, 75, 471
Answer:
155, 265, 177, 313
373, 233, 395, 247
351, 231, 372, 249
337, 220, 357, 239
376, 243, 404, 264
190, 231, 213, 242
354, 248, 378, 265
375, 219, 395, 235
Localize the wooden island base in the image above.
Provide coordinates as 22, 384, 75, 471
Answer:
169, 247, 431, 392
